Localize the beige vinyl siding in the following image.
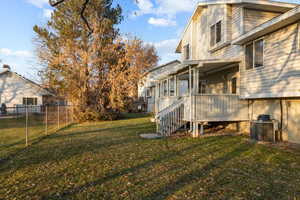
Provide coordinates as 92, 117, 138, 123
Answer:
244, 8, 281, 33
241, 22, 300, 98
232, 5, 244, 39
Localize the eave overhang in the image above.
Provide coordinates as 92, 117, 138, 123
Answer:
233, 6, 300, 45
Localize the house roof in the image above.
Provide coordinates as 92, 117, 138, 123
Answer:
147, 60, 180, 73
175, 0, 300, 53
232, 6, 300, 45
0, 69, 55, 96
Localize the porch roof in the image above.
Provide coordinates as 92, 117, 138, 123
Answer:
198, 59, 240, 73
232, 6, 300, 45
155, 63, 188, 81
154, 59, 240, 81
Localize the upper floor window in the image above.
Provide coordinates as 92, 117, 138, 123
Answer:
210, 21, 222, 47
183, 44, 190, 60
246, 39, 264, 70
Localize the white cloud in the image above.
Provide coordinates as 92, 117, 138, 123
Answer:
0, 48, 33, 58
133, 0, 199, 18
148, 39, 179, 64
155, 0, 199, 16
43, 8, 53, 18
26, 0, 49, 8
148, 17, 176, 27
133, 0, 154, 16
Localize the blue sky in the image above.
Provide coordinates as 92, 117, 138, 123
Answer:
0, 0, 299, 81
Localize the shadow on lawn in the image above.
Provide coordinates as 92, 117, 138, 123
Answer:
142, 143, 253, 200
42, 136, 244, 199
0, 122, 154, 174
0, 123, 76, 166
46, 122, 153, 140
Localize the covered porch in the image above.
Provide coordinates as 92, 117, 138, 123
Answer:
155, 59, 249, 136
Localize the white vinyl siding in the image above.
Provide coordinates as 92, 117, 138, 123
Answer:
240, 23, 300, 99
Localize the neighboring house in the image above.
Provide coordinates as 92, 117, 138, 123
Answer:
139, 60, 180, 113
140, 0, 300, 144
0, 65, 54, 112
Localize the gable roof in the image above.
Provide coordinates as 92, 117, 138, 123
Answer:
147, 60, 180, 73
232, 5, 300, 45
0, 69, 55, 96
175, 0, 300, 53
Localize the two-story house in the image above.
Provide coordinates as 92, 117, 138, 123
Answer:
140, 0, 300, 144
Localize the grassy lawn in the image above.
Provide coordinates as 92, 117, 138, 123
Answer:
0, 115, 60, 159
1, 113, 300, 199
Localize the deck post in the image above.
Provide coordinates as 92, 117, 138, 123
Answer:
200, 123, 204, 135
192, 122, 199, 138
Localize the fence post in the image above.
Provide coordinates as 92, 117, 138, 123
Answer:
45, 106, 48, 135
65, 106, 68, 126
57, 105, 60, 129
25, 106, 28, 146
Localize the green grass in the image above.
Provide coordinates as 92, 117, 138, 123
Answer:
1, 114, 300, 200
0, 115, 66, 159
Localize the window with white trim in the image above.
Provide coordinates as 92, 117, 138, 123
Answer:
23, 97, 38, 105
169, 77, 175, 96
198, 80, 207, 94
210, 21, 222, 47
163, 80, 168, 96
183, 44, 190, 60
246, 39, 264, 70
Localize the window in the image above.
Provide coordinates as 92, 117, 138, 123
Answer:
169, 77, 175, 96
23, 97, 37, 105
231, 77, 237, 94
246, 43, 254, 70
184, 44, 190, 60
246, 39, 264, 70
198, 80, 207, 94
210, 21, 222, 47
146, 88, 151, 97
216, 21, 222, 43
255, 39, 264, 68
163, 80, 168, 96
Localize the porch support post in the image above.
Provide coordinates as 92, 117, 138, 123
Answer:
189, 66, 193, 133
155, 81, 159, 115
174, 75, 177, 97
192, 68, 200, 138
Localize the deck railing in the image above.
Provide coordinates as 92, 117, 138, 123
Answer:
156, 98, 186, 136
192, 94, 249, 122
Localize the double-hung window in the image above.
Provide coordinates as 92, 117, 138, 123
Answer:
23, 97, 38, 105
184, 44, 190, 60
210, 21, 222, 47
169, 77, 175, 96
163, 80, 168, 96
246, 39, 264, 70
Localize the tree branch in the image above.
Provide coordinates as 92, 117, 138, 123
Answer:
49, 0, 93, 36
49, 0, 66, 7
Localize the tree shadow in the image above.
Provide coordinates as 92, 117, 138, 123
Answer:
41, 136, 230, 199
142, 142, 253, 200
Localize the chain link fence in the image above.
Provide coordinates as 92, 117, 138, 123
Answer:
0, 105, 74, 158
